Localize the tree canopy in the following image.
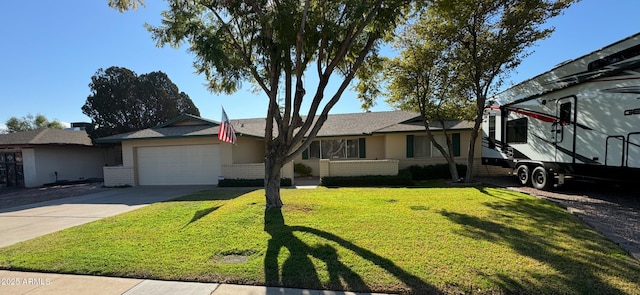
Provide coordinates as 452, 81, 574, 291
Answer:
108, 0, 144, 12
117, 0, 412, 208
82, 66, 200, 139
359, 0, 576, 182
4, 114, 64, 133
386, 26, 475, 181
431, 0, 576, 182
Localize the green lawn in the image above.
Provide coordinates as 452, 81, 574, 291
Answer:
0, 185, 638, 294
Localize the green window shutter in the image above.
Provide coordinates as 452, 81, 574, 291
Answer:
406, 135, 414, 158
452, 133, 461, 157
359, 138, 366, 158
302, 148, 309, 160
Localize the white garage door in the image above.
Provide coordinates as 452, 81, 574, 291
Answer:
137, 145, 221, 185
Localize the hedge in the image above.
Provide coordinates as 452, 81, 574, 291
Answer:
218, 178, 292, 187
293, 163, 313, 177
320, 174, 414, 187
400, 163, 467, 180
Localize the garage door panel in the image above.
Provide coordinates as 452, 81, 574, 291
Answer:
137, 145, 220, 185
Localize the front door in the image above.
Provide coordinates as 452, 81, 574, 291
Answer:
554, 96, 576, 163
0, 151, 25, 187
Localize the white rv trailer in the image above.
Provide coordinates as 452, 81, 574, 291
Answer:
482, 33, 640, 189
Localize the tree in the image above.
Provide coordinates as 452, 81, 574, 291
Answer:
389, 32, 475, 181
433, 0, 576, 182
112, 0, 412, 208
5, 114, 64, 133
362, 0, 575, 182
108, 0, 144, 12
82, 66, 200, 139
357, 13, 476, 182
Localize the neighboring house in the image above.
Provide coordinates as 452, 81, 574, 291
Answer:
98, 111, 508, 187
0, 128, 118, 188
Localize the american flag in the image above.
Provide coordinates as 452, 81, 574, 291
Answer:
218, 107, 237, 145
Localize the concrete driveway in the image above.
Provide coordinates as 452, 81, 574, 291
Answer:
0, 186, 215, 247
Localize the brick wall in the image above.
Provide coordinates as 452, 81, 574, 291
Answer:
221, 161, 294, 183
103, 166, 135, 187
222, 163, 264, 179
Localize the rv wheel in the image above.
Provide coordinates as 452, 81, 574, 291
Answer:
516, 165, 531, 186
532, 166, 552, 190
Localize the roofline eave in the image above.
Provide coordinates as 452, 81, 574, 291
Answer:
95, 133, 265, 144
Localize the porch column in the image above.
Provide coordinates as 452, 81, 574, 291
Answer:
319, 159, 330, 178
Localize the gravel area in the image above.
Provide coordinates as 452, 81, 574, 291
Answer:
0, 183, 109, 210
479, 176, 640, 261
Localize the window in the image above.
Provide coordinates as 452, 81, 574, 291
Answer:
507, 118, 528, 143
414, 136, 431, 157
430, 135, 447, 158
309, 141, 320, 159
560, 102, 572, 125
488, 115, 496, 149
0, 151, 24, 187
322, 140, 345, 159
588, 43, 640, 71
347, 139, 359, 158
409, 133, 461, 158
304, 139, 363, 159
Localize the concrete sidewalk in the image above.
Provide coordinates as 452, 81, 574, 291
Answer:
0, 270, 393, 295
0, 185, 215, 247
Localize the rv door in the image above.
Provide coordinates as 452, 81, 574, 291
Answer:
554, 96, 576, 163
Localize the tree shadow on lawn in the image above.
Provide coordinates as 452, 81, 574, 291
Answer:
439, 198, 640, 294
168, 188, 258, 202
180, 206, 222, 229
172, 188, 255, 229
264, 208, 441, 294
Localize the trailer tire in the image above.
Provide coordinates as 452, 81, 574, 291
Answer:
531, 166, 552, 190
516, 165, 531, 186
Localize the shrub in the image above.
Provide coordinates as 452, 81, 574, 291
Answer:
219, 178, 292, 187
294, 163, 313, 177
320, 174, 414, 187
399, 164, 467, 180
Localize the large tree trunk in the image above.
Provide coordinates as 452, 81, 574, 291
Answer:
447, 156, 460, 182
264, 153, 284, 209
465, 116, 483, 182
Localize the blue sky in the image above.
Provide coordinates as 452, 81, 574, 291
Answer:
1, 0, 639, 129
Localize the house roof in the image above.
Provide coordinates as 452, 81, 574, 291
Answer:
0, 128, 93, 147
311, 111, 417, 137
375, 118, 474, 133
97, 110, 474, 142
296, 111, 473, 137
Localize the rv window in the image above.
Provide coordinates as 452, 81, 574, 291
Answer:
587, 43, 640, 71
488, 115, 496, 149
506, 118, 528, 143
560, 102, 572, 124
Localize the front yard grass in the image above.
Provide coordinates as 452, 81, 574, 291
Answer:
0, 186, 638, 294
